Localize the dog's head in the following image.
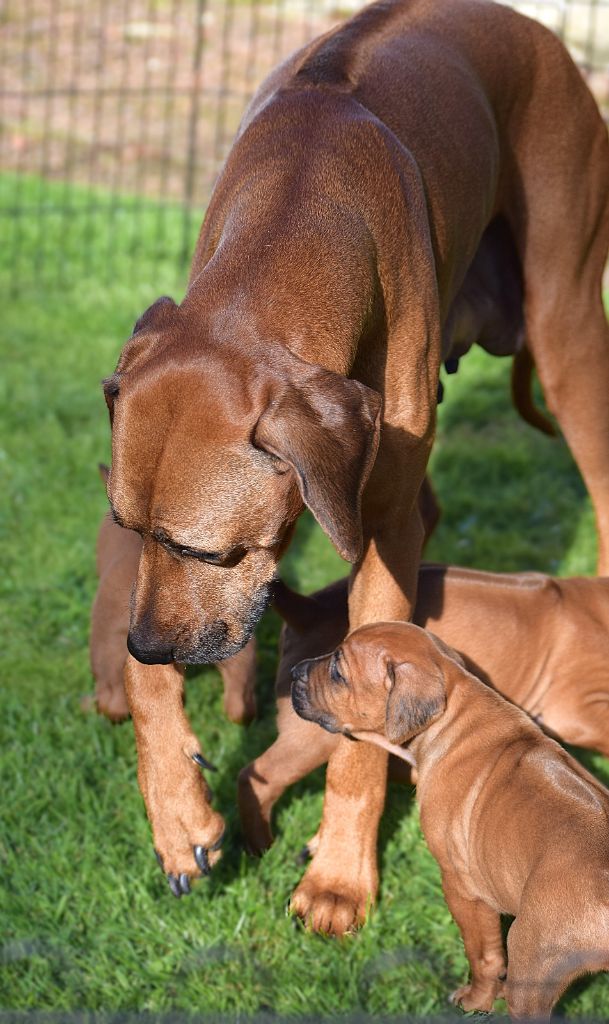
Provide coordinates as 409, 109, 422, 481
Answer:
105, 296, 381, 664
291, 622, 455, 745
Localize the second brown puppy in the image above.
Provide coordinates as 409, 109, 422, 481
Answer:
291, 622, 609, 1019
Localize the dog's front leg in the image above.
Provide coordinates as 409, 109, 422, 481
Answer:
124, 654, 225, 896
290, 487, 427, 935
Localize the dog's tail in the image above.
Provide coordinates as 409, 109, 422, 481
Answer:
511, 346, 556, 437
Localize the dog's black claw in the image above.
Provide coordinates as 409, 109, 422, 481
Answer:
296, 845, 311, 865
192, 752, 217, 772
179, 872, 191, 895
194, 844, 210, 875
167, 873, 182, 898
154, 849, 164, 869
210, 831, 224, 852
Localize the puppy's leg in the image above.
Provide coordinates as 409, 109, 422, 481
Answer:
125, 654, 224, 895
443, 881, 506, 1012
238, 702, 338, 855
218, 636, 257, 725
505, 898, 609, 1021
505, 917, 572, 1021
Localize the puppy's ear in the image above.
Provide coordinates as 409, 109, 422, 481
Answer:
385, 659, 446, 744
254, 357, 381, 562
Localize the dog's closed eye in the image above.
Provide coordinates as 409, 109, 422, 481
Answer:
330, 650, 347, 684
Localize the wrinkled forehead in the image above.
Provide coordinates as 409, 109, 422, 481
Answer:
345, 622, 439, 670
109, 366, 288, 548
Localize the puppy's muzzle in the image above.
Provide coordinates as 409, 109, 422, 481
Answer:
291, 659, 341, 733
291, 659, 311, 716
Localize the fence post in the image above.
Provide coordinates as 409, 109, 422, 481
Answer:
182, 0, 208, 269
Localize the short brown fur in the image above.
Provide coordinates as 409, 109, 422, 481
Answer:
292, 622, 609, 1017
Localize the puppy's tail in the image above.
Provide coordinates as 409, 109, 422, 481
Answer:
511, 345, 556, 437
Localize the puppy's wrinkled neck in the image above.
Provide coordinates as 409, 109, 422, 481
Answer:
350, 729, 417, 768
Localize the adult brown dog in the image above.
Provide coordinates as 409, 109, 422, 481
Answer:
239, 566, 609, 861
105, 0, 609, 923
291, 622, 609, 1018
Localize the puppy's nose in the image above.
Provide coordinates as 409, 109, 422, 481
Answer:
127, 630, 173, 665
291, 660, 309, 683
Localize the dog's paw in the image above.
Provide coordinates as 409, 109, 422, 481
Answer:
151, 806, 225, 897
237, 764, 274, 855
449, 983, 497, 1013
143, 755, 225, 896
154, 824, 225, 897
80, 688, 130, 723
223, 687, 257, 725
289, 873, 371, 936
96, 685, 130, 722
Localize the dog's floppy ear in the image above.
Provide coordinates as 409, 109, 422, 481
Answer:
385, 659, 446, 744
103, 297, 178, 425
254, 357, 381, 562
131, 295, 177, 337
116, 295, 178, 375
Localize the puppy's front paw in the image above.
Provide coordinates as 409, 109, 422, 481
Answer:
289, 870, 372, 936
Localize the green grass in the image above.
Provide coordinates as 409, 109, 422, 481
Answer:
1, 173, 609, 1017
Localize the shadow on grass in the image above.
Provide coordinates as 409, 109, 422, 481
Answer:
427, 350, 591, 575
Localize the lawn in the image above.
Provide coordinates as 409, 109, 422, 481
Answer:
1, 173, 608, 1018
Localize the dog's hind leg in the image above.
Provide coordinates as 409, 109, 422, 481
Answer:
527, 293, 609, 575
510, 80, 609, 572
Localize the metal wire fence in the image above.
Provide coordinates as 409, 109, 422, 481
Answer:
1, 0, 608, 291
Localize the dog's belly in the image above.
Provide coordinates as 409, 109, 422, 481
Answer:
442, 215, 525, 362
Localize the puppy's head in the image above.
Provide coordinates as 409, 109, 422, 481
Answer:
105, 296, 381, 665
291, 622, 452, 745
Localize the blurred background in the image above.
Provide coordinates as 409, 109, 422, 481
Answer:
1, 0, 608, 293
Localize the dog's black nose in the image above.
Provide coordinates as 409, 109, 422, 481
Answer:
291, 660, 309, 683
127, 631, 173, 665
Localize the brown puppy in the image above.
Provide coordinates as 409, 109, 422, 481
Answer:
239, 566, 609, 859
106, 0, 609, 917
292, 622, 609, 1018
89, 466, 256, 893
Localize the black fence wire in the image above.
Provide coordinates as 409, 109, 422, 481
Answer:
1, 0, 608, 292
